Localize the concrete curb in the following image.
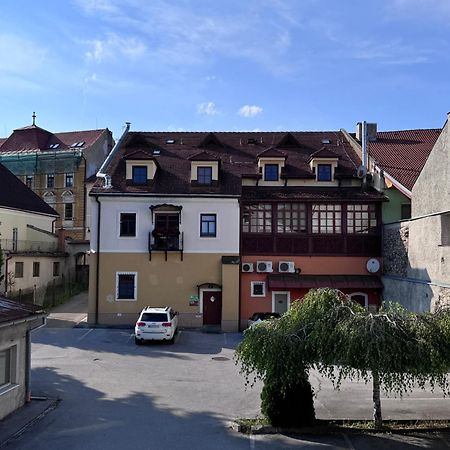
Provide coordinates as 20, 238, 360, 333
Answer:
231, 419, 450, 436
0, 398, 60, 448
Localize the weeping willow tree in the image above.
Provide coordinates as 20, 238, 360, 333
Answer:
235, 288, 450, 428
0, 246, 4, 286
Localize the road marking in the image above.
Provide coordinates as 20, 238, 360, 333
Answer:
77, 329, 93, 341
342, 433, 355, 450
249, 433, 255, 449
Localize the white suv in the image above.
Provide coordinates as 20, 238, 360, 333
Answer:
135, 306, 179, 345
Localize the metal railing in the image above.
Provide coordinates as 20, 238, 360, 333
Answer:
0, 239, 59, 253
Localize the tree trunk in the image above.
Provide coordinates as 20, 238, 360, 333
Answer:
372, 370, 382, 429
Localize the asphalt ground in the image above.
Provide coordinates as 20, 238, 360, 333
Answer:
1, 292, 449, 449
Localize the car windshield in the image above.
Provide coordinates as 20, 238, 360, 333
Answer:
141, 313, 168, 322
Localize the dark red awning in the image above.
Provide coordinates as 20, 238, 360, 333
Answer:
267, 274, 382, 290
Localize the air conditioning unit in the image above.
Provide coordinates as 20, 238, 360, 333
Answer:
256, 261, 273, 273
278, 261, 295, 273
242, 263, 254, 273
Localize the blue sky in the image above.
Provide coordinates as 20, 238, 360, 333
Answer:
1, 0, 450, 140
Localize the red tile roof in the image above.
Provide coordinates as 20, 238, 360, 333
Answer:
0, 125, 109, 153
368, 129, 441, 191
94, 131, 361, 197
0, 163, 58, 216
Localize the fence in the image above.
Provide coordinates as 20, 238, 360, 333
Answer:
6, 273, 87, 309
0, 239, 59, 253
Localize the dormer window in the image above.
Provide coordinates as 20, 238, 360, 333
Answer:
132, 166, 148, 185
124, 151, 159, 187
317, 164, 332, 181
264, 164, 279, 181
197, 166, 212, 185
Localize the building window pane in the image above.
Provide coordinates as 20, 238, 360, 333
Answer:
53, 262, 60, 277
132, 166, 147, 185
64, 203, 73, 220
15, 262, 24, 278
346, 204, 377, 234
117, 273, 136, 300
317, 164, 332, 181
277, 203, 306, 233
242, 204, 272, 233
251, 281, 265, 297
33, 262, 40, 277
65, 173, 74, 187
153, 214, 180, 250
46, 174, 55, 188
0, 349, 11, 387
197, 167, 212, 185
264, 164, 279, 181
200, 214, 216, 237
25, 176, 33, 189
120, 213, 136, 237
312, 204, 341, 234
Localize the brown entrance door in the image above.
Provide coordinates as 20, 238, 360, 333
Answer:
203, 291, 222, 325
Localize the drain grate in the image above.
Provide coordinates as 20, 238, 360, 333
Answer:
212, 356, 230, 361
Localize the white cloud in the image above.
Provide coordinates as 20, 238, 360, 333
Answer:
0, 33, 47, 75
74, 0, 119, 15
238, 105, 263, 118
197, 102, 218, 116
85, 33, 147, 63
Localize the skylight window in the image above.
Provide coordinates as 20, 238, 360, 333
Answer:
48, 143, 60, 149
153, 149, 161, 155
76, 142, 85, 147
166, 139, 176, 144
322, 139, 331, 144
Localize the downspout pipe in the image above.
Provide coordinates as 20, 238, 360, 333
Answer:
94, 195, 101, 325
96, 122, 130, 188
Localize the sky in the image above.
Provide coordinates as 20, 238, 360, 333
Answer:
1, 0, 450, 140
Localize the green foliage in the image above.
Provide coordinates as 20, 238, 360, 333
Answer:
0, 246, 4, 284
235, 288, 450, 426
261, 375, 315, 427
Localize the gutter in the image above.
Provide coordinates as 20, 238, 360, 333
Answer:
96, 122, 130, 188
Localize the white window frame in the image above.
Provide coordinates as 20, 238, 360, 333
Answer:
349, 292, 369, 309
251, 281, 266, 297
0, 344, 18, 396
65, 172, 74, 188
271, 291, 291, 312
64, 202, 74, 220
25, 175, 34, 189
46, 174, 55, 188
115, 272, 138, 301
117, 211, 138, 239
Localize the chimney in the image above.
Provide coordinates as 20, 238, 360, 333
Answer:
356, 122, 377, 142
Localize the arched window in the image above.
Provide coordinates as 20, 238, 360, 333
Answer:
43, 191, 55, 205
349, 292, 368, 309
61, 190, 74, 203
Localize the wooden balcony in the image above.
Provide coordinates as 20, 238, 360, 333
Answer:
241, 233, 381, 256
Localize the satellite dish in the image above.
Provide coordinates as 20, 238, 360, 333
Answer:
366, 258, 380, 273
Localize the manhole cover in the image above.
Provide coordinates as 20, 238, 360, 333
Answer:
212, 357, 230, 361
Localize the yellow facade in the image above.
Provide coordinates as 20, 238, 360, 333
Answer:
88, 252, 240, 330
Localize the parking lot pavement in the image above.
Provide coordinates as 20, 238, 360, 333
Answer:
4, 327, 450, 449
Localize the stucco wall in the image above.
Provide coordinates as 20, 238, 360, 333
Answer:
0, 324, 27, 421
382, 117, 450, 311
382, 188, 410, 224
88, 252, 239, 329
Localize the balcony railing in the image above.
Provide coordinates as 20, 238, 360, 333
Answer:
242, 233, 382, 256
0, 239, 59, 253
148, 231, 184, 261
